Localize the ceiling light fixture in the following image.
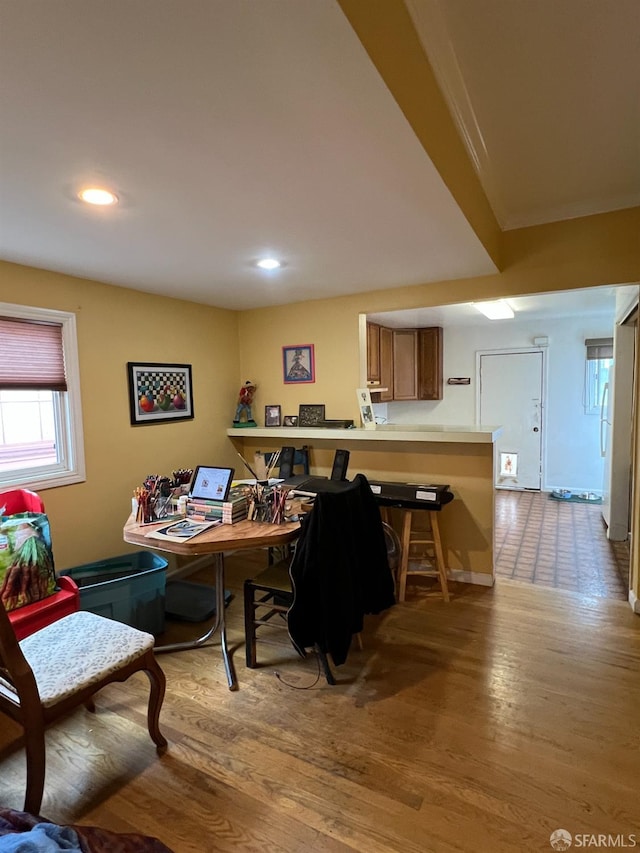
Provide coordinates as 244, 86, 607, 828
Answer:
78, 187, 118, 206
474, 299, 515, 320
256, 258, 281, 271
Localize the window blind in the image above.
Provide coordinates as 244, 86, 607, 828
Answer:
0, 316, 67, 391
585, 337, 613, 360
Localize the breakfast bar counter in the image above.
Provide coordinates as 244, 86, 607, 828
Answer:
227, 424, 503, 587
227, 424, 502, 444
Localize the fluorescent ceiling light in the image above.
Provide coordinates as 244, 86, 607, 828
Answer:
256, 258, 281, 270
474, 300, 514, 320
79, 187, 118, 206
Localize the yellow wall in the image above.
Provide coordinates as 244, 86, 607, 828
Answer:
237, 206, 640, 600
238, 208, 640, 423
1, 204, 639, 601
0, 261, 240, 570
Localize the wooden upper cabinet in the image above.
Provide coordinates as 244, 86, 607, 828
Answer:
379, 326, 394, 402
368, 323, 442, 402
392, 329, 419, 400
418, 327, 444, 400
366, 323, 381, 383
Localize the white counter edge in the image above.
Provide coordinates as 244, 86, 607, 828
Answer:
226, 426, 502, 444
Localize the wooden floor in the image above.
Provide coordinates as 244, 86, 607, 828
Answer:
1, 551, 639, 853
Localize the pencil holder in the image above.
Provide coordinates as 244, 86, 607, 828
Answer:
245, 483, 289, 524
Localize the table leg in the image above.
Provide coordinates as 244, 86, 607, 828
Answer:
154, 553, 238, 691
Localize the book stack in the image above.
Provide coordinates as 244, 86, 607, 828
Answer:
185, 486, 249, 524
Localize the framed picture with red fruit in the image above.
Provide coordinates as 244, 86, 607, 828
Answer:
127, 362, 194, 425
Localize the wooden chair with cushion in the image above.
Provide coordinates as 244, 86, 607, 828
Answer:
0, 604, 167, 814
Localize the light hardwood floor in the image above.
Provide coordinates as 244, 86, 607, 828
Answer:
1, 551, 639, 853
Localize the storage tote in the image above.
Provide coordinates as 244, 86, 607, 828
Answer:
60, 551, 167, 635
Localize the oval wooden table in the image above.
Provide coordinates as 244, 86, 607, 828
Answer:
123, 516, 300, 690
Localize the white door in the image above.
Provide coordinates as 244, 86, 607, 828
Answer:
479, 351, 544, 490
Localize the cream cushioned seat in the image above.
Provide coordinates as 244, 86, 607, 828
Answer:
18, 611, 155, 707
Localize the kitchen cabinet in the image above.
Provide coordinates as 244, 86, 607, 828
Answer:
379, 326, 394, 402
393, 329, 419, 400
368, 323, 443, 401
418, 327, 443, 400
366, 323, 381, 383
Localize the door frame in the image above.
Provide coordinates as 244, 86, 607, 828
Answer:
475, 346, 548, 490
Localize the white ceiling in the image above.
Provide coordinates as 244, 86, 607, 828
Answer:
0, 0, 638, 311
408, 0, 640, 230
367, 283, 638, 329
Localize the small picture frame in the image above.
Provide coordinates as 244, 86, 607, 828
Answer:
283, 415, 299, 427
298, 403, 325, 426
265, 405, 282, 427
127, 362, 194, 425
283, 344, 315, 384
356, 387, 376, 429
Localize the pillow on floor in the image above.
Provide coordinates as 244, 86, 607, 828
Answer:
0, 512, 56, 611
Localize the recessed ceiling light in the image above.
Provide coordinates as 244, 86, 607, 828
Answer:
78, 187, 118, 206
256, 258, 281, 270
473, 300, 515, 320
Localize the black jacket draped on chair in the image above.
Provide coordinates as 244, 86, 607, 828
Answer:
287, 473, 395, 666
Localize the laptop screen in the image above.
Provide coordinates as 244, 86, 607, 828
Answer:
189, 466, 235, 502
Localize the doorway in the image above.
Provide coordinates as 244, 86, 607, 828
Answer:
478, 349, 544, 490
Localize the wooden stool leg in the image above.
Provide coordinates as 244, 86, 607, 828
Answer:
397, 510, 412, 603
430, 511, 450, 603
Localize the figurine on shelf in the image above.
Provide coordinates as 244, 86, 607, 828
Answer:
233, 380, 257, 427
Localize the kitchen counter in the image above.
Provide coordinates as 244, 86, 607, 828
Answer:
226, 424, 502, 444
227, 424, 501, 586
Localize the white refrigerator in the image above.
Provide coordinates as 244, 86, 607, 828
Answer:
601, 323, 635, 540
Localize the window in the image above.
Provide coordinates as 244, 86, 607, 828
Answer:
0, 303, 85, 490
584, 337, 613, 415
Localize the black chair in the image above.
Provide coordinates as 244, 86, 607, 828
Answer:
243, 474, 395, 682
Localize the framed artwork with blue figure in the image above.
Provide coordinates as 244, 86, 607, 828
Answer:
283, 344, 315, 384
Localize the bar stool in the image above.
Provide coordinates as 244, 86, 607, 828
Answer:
380, 503, 451, 602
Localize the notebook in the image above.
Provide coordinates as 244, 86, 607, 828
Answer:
189, 466, 235, 502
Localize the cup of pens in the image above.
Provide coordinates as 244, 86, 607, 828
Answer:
246, 483, 289, 524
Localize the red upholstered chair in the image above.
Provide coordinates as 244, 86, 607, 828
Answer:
0, 489, 80, 638
0, 489, 45, 515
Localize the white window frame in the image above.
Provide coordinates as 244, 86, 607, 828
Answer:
0, 302, 86, 490
584, 357, 612, 416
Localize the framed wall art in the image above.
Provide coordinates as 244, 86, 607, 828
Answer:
283, 414, 298, 427
265, 405, 282, 427
298, 403, 325, 426
283, 344, 315, 384
127, 362, 194, 425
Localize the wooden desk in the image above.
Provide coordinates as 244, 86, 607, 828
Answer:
123, 516, 299, 690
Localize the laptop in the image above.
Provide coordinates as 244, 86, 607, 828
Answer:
189, 466, 235, 502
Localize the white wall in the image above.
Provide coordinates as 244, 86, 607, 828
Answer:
374, 314, 614, 493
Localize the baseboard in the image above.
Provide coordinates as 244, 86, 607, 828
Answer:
629, 589, 640, 614
447, 569, 495, 587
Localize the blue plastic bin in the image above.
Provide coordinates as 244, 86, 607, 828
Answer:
60, 551, 167, 635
